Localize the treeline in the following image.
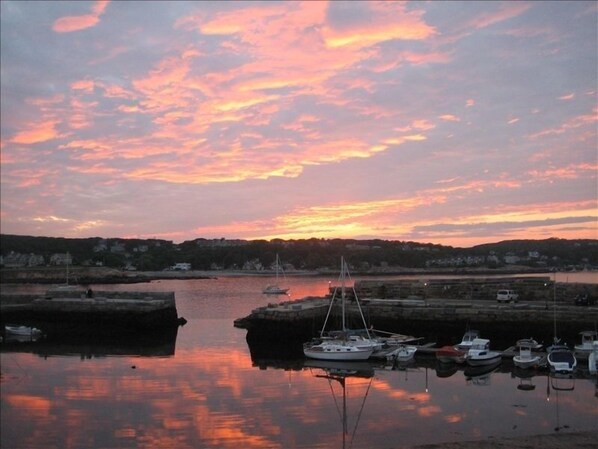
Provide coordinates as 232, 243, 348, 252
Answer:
1, 234, 597, 271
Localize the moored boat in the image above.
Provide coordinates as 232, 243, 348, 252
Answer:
515, 338, 543, 351
465, 338, 502, 367
436, 345, 466, 364
4, 325, 43, 342
303, 257, 377, 361
385, 344, 417, 363
574, 330, 597, 355
588, 341, 598, 375
513, 342, 542, 369
456, 330, 480, 350
262, 254, 289, 295
547, 343, 577, 374
303, 341, 374, 361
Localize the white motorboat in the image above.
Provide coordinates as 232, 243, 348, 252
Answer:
465, 338, 502, 366
304, 257, 377, 361
574, 331, 597, 355
513, 342, 542, 369
4, 325, 43, 342
385, 344, 417, 363
262, 254, 289, 295
456, 330, 480, 350
515, 338, 543, 351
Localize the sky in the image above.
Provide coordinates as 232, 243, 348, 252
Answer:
1, 1, 596, 248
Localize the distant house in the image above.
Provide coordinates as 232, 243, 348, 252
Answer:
1, 251, 44, 268
504, 254, 521, 264
93, 240, 108, 252
171, 262, 191, 271
110, 242, 126, 253
50, 253, 72, 266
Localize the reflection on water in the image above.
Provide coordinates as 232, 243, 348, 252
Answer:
1, 276, 597, 449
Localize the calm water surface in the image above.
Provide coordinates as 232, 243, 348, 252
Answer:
1, 274, 597, 449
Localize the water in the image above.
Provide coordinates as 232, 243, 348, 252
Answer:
1, 274, 597, 449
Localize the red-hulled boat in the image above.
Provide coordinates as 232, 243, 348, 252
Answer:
436, 346, 466, 364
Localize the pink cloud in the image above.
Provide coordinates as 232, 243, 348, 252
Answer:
439, 114, 461, 122
559, 93, 575, 100
529, 107, 597, 139
11, 119, 63, 144
53, 1, 110, 33
467, 2, 532, 30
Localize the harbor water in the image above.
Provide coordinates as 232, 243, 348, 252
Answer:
1, 273, 597, 449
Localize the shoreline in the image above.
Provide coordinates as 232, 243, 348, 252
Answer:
0, 265, 579, 285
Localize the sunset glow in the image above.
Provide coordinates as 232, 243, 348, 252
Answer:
1, 1, 596, 246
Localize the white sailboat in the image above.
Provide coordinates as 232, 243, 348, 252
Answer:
47, 252, 80, 294
303, 257, 377, 361
262, 254, 289, 295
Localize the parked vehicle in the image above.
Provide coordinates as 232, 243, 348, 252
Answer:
496, 290, 518, 303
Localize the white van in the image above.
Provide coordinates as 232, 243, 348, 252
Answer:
496, 290, 518, 303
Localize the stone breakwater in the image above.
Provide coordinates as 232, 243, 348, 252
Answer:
235, 277, 598, 347
1, 289, 183, 335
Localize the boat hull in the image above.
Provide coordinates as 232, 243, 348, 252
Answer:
589, 350, 597, 375
385, 345, 417, 362
466, 354, 501, 366
303, 340, 374, 361
547, 348, 577, 374
513, 356, 541, 369
436, 346, 466, 364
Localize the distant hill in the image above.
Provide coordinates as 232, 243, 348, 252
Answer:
1, 234, 596, 272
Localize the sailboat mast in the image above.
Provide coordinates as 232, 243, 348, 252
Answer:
553, 273, 557, 341
341, 257, 346, 332
66, 251, 70, 285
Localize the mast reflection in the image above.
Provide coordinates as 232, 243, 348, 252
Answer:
308, 360, 374, 449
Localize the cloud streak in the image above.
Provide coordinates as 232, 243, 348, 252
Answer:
52, 0, 109, 33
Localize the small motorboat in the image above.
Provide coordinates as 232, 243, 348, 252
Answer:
513, 342, 542, 369
547, 343, 577, 374
465, 338, 502, 367
456, 330, 480, 350
4, 325, 43, 342
386, 344, 417, 363
515, 338, 543, 351
574, 331, 597, 355
436, 345, 466, 364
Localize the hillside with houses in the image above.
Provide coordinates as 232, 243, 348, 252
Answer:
1, 235, 596, 276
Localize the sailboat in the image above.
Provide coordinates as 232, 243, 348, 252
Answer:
48, 252, 79, 294
303, 257, 378, 361
547, 276, 577, 374
262, 254, 289, 295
